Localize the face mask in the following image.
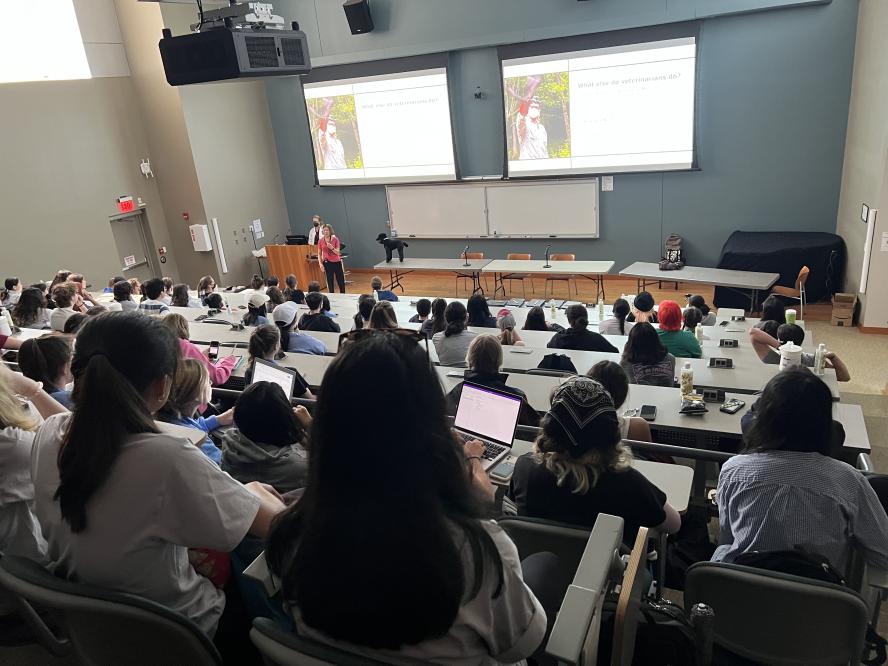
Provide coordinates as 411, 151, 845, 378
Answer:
313, 221, 319, 226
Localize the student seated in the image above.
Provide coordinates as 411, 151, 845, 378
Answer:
620, 322, 676, 387
161, 314, 238, 386
688, 295, 716, 326
160, 277, 174, 305
197, 275, 216, 304
221, 382, 312, 495
30, 312, 284, 645
248, 274, 264, 293
266, 286, 285, 311
243, 324, 313, 399
368, 301, 398, 330
682, 306, 703, 332
497, 309, 524, 347
713, 367, 888, 573
68, 274, 99, 309
370, 275, 399, 302
749, 323, 850, 381
274, 302, 326, 355
103, 276, 125, 294
0, 364, 68, 562
626, 291, 657, 324
62, 313, 87, 335
432, 301, 477, 366
522, 305, 563, 333
138, 278, 171, 315
547, 305, 618, 353
243, 292, 270, 327
18, 336, 75, 408
204, 293, 226, 311
2, 277, 22, 307
409, 298, 431, 324
49, 282, 85, 332
157, 359, 232, 464
283, 274, 305, 305
656, 300, 702, 359
466, 294, 496, 328
107, 279, 138, 312
352, 294, 375, 330
299, 292, 341, 333
508, 376, 680, 544
444, 334, 539, 426
265, 330, 553, 665
586, 361, 651, 443
128, 277, 142, 300
421, 297, 447, 338
598, 298, 633, 336
12, 287, 52, 329
171, 283, 202, 308
759, 294, 786, 324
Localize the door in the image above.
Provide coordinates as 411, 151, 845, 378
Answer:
110, 212, 157, 283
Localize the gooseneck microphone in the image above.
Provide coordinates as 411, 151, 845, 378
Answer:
463, 245, 470, 267
543, 244, 552, 269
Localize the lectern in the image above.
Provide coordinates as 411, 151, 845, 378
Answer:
266, 245, 324, 289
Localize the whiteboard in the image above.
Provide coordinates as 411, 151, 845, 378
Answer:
486, 180, 598, 238
386, 184, 487, 238
386, 179, 598, 238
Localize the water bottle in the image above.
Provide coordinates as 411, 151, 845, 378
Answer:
598, 297, 605, 320
814, 343, 826, 376
550, 301, 557, 320
0, 308, 11, 336
680, 362, 694, 397
695, 323, 704, 344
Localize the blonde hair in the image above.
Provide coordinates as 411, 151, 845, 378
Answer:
0, 370, 38, 431
532, 433, 632, 495
165, 358, 207, 417
161, 313, 190, 340
466, 334, 502, 374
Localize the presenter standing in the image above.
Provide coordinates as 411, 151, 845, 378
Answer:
308, 215, 322, 245
317, 224, 346, 293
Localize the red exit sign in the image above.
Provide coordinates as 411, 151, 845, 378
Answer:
117, 196, 135, 214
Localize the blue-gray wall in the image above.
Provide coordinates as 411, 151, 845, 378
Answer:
265, 0, 857, 270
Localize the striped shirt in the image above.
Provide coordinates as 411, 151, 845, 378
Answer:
713, 451, 888, 573
137, 299, 170, 315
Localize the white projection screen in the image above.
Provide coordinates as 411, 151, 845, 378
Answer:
502, 37, 697, 177
303, 68, 457, 186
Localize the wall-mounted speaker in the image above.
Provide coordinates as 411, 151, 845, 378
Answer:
343, 0, 374, 34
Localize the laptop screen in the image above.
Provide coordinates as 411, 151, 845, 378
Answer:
454, 383, 523, 445
251, 359, 296, 398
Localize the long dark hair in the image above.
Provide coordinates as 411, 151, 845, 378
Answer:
171, 284, 190, 307
56, 313, 178, 533
743, 367, 832, 455
18, 336, 72, 390
368, 301, 398, 330
623, 322, 668, 365
612, 298, 630, 335
443, 301, 468, 337
265, 333, 503, 648
235, 382, 304, 448
244, 303, 268, 326
760, 295, 786, 325
466, 294, 492, 326
587, 360, 629, 409
12, 287, 46, 327
353, 294, 375, 330
429, 298, 447, 335
688, 295, 710, 317
683, 306, 702, 331
276, 313, 299, 352
566, 304, 589, 331
523, 306, 549, 331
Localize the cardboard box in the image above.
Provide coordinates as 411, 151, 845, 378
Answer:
832, 292, 857, 317
831, 314, 852, 327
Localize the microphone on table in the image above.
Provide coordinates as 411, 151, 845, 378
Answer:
463, 245, 470, 267
544, 244, 552, 268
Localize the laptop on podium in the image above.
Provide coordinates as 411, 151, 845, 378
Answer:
454, 382, 523, 470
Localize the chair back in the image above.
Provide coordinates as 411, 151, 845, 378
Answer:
0, 554, 222, 666
498, 516, 591, 576
507, 253, 532, 260
610, 527, 649, 666
685, 561, 868, 666
550, 253, 576, 261
462, 252, 484, 260
251, 617, 389, 666
797, 265, 811, 289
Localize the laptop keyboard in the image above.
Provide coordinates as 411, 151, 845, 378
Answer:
482, 441, 506, 460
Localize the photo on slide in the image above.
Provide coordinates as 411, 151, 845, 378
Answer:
306, 95, 363, 171
504, 72, 570, 161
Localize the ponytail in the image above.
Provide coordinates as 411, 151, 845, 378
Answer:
500, 328, 515, 346
18, 336, 72, 389
276, 316, 297, 353
443, 301, 467, 338
57, 354, 159, 532
613, 299, 630, 336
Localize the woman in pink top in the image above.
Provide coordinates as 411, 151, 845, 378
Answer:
161, 314, 237, 387
317, 223, 346, 293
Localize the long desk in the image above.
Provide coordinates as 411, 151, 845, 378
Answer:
373, 258, 492, 295
481, 259, 614, 302
620, 262, 780, 312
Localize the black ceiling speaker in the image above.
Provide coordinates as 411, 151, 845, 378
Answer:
343, 0, 374, 34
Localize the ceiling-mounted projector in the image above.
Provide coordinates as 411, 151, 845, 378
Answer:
159, 2, 311, 86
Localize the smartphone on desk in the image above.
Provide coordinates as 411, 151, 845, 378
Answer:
489, 459, 515, 483
640, 404, 657, 422
208, 340, 220, 361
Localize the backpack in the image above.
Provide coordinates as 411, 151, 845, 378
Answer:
537, 353, 578, 373
597, 596, 696, 665
659, 234, 685, 271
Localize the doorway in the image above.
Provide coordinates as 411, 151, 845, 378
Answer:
109, 211, 160, 283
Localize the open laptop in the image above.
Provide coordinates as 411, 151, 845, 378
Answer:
250, 358, 300, 398
454, 382, 523, 470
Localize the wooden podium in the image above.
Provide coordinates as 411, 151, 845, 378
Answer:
266, 244, 325, 288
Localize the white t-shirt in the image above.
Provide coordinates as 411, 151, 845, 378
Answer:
433, 330, 478, 367
598, 317, 633, 336
50, 307, 76, 332
292, 521, 546, 665
0, 413, 47, 563
518, 119, 548, 160
31, 414, 261, 635
320, 132, 346, 169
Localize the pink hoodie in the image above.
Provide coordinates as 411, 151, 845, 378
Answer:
178, 338, 237, 386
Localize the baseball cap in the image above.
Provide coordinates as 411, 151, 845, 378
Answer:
272, 301, 299, 325
248, 292, 269, 308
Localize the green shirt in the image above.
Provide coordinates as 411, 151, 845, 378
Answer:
657, 329, 702, 359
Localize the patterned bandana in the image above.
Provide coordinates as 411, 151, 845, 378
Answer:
546, 377, 619, 454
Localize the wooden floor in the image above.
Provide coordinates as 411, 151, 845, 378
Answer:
346, 268, 834, 321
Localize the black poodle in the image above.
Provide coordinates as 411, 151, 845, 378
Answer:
376, 233, 409, 263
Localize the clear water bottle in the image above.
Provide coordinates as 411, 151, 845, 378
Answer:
680, 362, 694, 397
814, 343, 826, 376
0, 308, 12, 336
598, 297, 605, 320
695, 323, 704, 344
550, 301, 557, 320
